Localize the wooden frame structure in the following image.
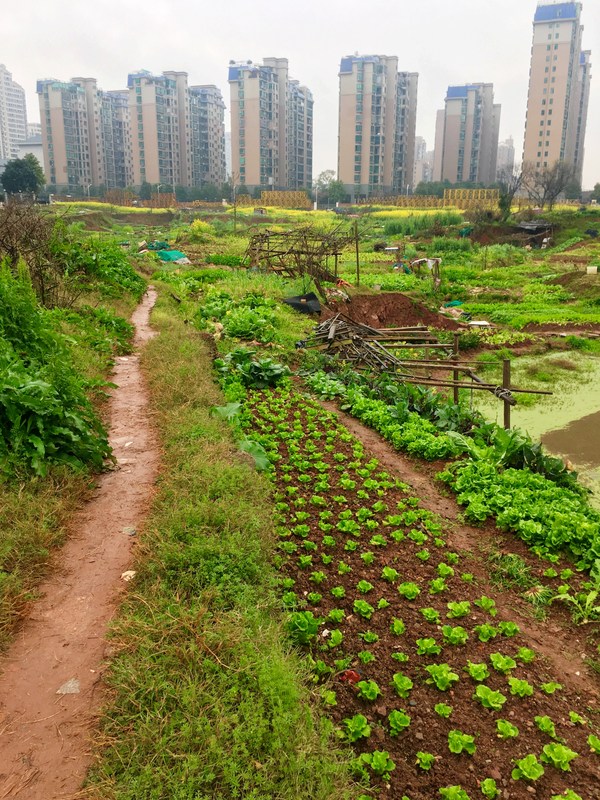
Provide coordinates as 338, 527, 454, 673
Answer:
245, 225, 358, 297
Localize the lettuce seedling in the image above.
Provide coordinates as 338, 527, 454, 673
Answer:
421, 607, 442, 624
416, 637, 442, 656
446, 601, 471, 618
425, 663, 459, 691
474, 685, 506, 711
429, 578, 447, 594
357, 579, 374, 594
516, 646, 535, 663
388, 709, 411, 735
587, 733, 600, 753
540, 681, 562, 694
391, 672, 414, 698
307, 592, 322, 605
496, 719, 519, 739
415, 751, 435, 771
310, 571, 326, 585
480, 778, 498, 799
489, 653, 516, 673
448, 730, 476, 755
390, 618, 406, 635
465, 661, 489, 682
540, 743, 578, 771
438, 788, 471, 800
437, 562, 455, 578
359, 630, 379, 644
286, 611, 319, 644
360, 750, 396, 780
508, 677, 534, 697
442, 625, 469, 645
343, 713, 371, 742
550, 791, 583, 800
328, 629, 343, 647
511, 754, 544, 781
358, 650, 375, 665
330, 586, 346, 599
353, 599, 375, 619
474, 596, 497, 616
474, 624, 498, 643
434, 702, 453, 718
398, 582, 421, 600
568, 711, 586, 725
356, 680, 381, 701
535, 715, 557, 739
382, 566, 399, 582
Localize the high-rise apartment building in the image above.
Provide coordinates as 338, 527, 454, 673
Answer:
338, 55, 418, 199
189, 85, 227, 187
496, 136, 516, 178
523, 2, 591, 184
38, 77, 133, 191
0, 64, 28, 165
128, 70, 191, 188
433, 83, 500, 185
228, 58, 313, 191
413, 136, 434, 186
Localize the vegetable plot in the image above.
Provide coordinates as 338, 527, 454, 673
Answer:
236, 384, 599, 800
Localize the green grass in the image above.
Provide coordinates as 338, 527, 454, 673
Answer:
0, 469, 91, 648
88, 296, 354, 800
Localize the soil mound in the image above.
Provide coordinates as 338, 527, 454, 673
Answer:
322, 293, 464, 331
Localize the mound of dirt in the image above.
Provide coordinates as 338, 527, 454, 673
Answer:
322, 293, 465, 330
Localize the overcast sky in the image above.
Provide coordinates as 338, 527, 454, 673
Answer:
4, 0, 598, 188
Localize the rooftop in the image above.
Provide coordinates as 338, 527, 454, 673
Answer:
534, 2, 579, 23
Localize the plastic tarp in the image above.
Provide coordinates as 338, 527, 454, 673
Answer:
158, 249, 187, 262
282, 292, 321, 315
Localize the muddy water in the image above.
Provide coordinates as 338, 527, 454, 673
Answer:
475, 355, 600, 506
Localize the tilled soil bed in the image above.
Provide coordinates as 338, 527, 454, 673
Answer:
243, 385, 600, 800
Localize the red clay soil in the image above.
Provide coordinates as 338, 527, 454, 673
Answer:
323, 293, 465, 331
0, 289, 160, 800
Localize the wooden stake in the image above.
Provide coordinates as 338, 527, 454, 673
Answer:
453, 333, 460, 404
503, 359, 511, 430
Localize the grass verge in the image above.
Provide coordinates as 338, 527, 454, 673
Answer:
87, 292, 353, 800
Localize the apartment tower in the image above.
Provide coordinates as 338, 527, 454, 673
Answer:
432, 83, 501, 184
38, 77, 133, 191
0, 64, 28, 165
338, 55, 418, 199
523, 2, 592, 183
128, 70, 191, 188
228, 58, 313, 192
496, 136, 516, 178
189, 85, 227, 187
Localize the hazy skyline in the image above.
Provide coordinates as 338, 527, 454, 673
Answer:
4, 0, 598, 188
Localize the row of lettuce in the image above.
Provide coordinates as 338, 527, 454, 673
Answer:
159, 272, 600, 574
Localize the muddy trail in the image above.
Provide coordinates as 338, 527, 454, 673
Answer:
0, 289, 159, 800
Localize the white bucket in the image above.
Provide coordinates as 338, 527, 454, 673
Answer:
586, 266, 598, 275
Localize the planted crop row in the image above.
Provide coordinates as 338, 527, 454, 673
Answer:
304, 371, 600, 571
225, 381, 600, 800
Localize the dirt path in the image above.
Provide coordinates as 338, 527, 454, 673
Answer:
0, 288, 159, 800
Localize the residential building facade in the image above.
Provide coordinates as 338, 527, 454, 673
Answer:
128, 70, 191, 188
0, 64, 28, 165
413, 136, 434, 186
228, 58, 313, 192
496, 136, 516, 178
522, 2, 592, 184
38, 77, 133, 191
189, 85, 227, 187
433, 83, 501, 185
337, 55, 418, 199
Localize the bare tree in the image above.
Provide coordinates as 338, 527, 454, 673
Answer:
523, 160, 576, 210
497, 163, 529, 221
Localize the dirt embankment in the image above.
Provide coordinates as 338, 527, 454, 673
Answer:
323, 293, 465, 331
0, 289, 160, 800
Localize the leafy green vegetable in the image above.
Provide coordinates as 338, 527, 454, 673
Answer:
434, 703, 453, 718
540, 743, 579, 771
388, 709, 411, 735
496, 719, 519, 739
342, 713, 371, 742
511, 754, 545, 781
425, 663, 459, 691
474, 685, 506, 710
448, 730, 476, 755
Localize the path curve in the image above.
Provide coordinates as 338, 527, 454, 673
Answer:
0, 288, 159, 799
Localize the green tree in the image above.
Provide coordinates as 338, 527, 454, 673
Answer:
591, 183, 600, 202
139, 181, 152, 201
328, 180, 347, 204
497, 164, 528, 221
1, 156, 45, 196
